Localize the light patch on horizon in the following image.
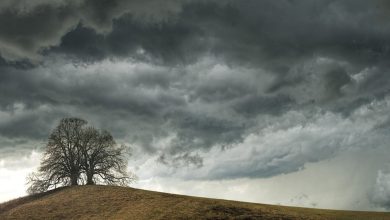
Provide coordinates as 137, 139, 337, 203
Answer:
0, 151, 41, 202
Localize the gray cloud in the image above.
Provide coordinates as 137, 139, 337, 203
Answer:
0, 58, 270, 157
146, 97, 390, 180
1, 1, 390, 205
41, 0, 390, 116
0, 0, 389, 68
0, 2, 79, 61
0, 0, 184, 61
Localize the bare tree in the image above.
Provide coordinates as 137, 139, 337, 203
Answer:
27, 117, 135, 194
80, 127, 134, 185
27, 118, 86, 193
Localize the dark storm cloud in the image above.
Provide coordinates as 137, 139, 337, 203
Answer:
45, 0, 390, 115
52, 13, 203, 64
0, 59, 255, 154
1, 0, 390, 69
0, 63, 182, 113
44, 0, 390, 68
0, 1, 78, 61
1, 0, 390, 183
232, 94, 293, 117
0, 0, 183, 61
0, 61, 183, 140
0, 108, 60, 139
167, 109, 247, 153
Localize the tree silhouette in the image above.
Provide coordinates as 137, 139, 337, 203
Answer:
27, 118, 135, 194
81, 127, 131, 185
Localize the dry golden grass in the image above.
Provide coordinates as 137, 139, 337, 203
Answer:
0, 185, 389, 220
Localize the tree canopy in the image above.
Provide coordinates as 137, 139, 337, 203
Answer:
27, 117, 135, 194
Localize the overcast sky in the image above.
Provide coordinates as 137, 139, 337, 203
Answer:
1, 0, 390, 211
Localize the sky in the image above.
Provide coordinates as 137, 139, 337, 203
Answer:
1, 0, 390, 211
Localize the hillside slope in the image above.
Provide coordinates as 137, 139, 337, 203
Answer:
0, 185, 389, 220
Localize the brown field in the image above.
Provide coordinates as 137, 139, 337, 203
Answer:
0, 185, 389, 220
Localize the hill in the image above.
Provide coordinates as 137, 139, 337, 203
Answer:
0, 185, 389, 220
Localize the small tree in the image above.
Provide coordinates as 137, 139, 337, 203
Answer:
27, 117, 135, 194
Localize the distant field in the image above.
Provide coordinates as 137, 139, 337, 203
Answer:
0, 185, 389, 220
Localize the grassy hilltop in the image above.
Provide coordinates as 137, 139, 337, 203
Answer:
0, 185, 389, 220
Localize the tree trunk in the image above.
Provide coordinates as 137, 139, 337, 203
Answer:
70, 173, 78, 186
86, 171, 95, 185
